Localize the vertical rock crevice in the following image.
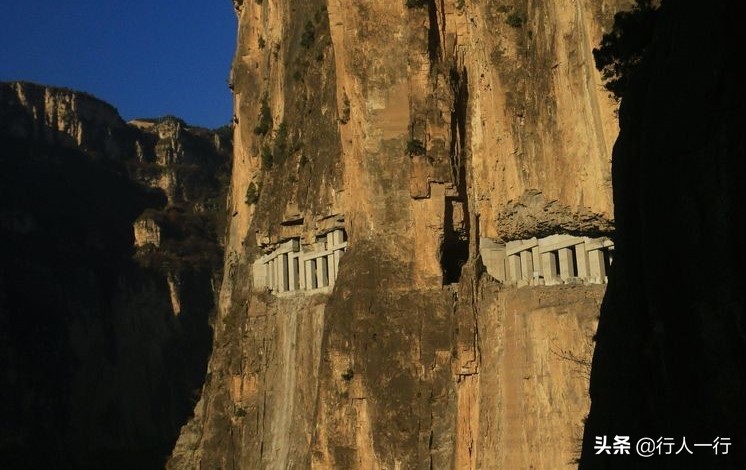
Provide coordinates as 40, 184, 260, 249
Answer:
442, 66, 470, 284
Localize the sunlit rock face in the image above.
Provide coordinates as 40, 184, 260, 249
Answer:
0, 81, 130, 158
0, 81, 231, 468
134, 217, 162, 247
169, 0, 632, 468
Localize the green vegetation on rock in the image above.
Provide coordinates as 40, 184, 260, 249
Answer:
406, 138, 426, 156
245, 182, 260, 205
300, 21, 315, 48
506, 12, 525, 27
253, 94, 272, 135
405, 0, 428, 8
593, 0, 658, 99
261, 144, 273, 169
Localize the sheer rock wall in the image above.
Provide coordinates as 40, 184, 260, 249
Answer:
170, 1, 629, 468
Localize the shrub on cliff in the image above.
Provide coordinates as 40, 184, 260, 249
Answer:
406, 138, 426, 156
273, 121, 289, 163
593, 0, 659, 99
253, 95, 272, 135
406, 0, 428, 8
261, 144, 273, 169
506, 12, 525, 27
300, 21, 315, 48
245, 182, 259, 205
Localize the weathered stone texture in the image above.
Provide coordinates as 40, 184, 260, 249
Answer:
170, 0, 629, 468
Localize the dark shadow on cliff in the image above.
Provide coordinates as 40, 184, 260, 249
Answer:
580, 0, 746, 468
0, 129, 215, 469
316, 242, 456, 468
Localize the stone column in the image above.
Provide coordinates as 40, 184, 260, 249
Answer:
334, 249, 342, 273
542, 251, 558, 285
274, 257, 279, 291
316, 257, 326, 288
305, 260, 314, 290
268, 259, 275, 290
588, 249, 607, 284
274, 258, 280, 290
575, 242, 590, 280
520, 250, 534, 281
298, 255, 306, 290
558, 248, 575, 281
327, 253, 336, 286
287, 254, 295, 291
272, 256, 279, 291
507, 254, 521, 282
531, 246, 542, 280
277, 253, 288, 292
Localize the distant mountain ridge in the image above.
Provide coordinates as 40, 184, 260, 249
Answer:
0, 81, 231, 469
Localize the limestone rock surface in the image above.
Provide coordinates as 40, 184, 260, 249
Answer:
170, 0, 630, 468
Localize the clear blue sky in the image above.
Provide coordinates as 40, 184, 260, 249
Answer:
0, 1, 236, 128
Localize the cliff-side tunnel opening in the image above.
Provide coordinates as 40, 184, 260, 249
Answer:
442, 197, 469, 284
440, 65, 470, 285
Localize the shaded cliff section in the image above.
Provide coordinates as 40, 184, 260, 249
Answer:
169, 0, 347, 467
0, 82, 231, 469
581, 0, 746, 468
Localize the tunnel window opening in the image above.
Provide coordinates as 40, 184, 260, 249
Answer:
568, 246, 579, 277
426, 0, 441, 65
292, 257, 300, 290
441, 67, 470, 286
441, 197, 469, 284
442, 238, 469, 284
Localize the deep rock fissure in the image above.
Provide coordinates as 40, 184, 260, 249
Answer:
441, 67, 470, 284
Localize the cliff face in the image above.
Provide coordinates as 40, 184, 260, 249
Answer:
0, 82, 230, 468
171, 0, 628, 468
581, 0, 746, 468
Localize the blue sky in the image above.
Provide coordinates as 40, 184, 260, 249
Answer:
0, 1, 236, 128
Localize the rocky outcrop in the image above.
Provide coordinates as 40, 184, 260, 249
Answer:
581, 0, 746, 467
495, 190, 615, 241
170, 0, 629, 468
134, 217, 162, 247
0, 81, 131, 158
0, 82, 230, 468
